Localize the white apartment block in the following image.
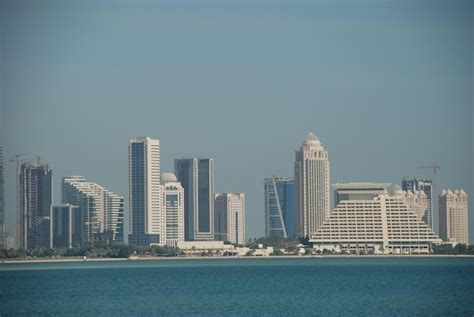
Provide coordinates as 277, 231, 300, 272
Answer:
439, 189, 469, 245
295, 132, 330, 238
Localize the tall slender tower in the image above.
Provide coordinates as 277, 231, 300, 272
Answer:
129, 137, 164, 246
18, 162, 52, 249
161, 173, 185, 247
294, 132, 330, 239
174, 158, 215, 241
0, 142, 5, 248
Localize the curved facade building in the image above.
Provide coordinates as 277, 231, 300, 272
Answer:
264, 177, 295, 238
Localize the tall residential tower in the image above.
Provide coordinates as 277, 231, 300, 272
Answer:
129, 137, 164, 245
175, 158, 215, 241
294, 132, 330, 239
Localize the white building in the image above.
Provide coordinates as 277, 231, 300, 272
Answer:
161, 173, 185, 247
295, 132, 330, 238
215, 193, 245, 245
310, 192, 441, 254
333, 182, 391, 207
129, 137, 164, 246
177, 241, 233, 254
439, 189, 469, 245
62, 176, 124, 244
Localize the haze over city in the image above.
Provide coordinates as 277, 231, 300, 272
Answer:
1, 0, 473, 241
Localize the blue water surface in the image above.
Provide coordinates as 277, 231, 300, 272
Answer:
0, 257, 473, 316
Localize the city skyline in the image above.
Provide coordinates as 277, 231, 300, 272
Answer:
1, 1, 473, 241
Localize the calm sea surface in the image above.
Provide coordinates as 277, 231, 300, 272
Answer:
1, 257, 473, 316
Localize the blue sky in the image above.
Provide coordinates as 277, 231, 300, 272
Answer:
1, 0, 473, 241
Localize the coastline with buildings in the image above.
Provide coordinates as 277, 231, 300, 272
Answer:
0, 132, 471, 259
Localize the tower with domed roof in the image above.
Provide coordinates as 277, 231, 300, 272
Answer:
439, 189, 469, 244
294, 132, 330, 238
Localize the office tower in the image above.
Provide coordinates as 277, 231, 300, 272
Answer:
264, 177, 295, 238
439, 189, 469, 244
333, 182, 391, 207
52, 204, 81, 248
161, 173, 185, 247
129, 137, 163, 245
18, 162, 52, 249
0, 142, 4, 248
214, 193, 245, 245
294, 132, 330, 239
175, 158, 215, 241
310, 191, 441, 254
62, 176, 124, 244
402, 178, 434, 231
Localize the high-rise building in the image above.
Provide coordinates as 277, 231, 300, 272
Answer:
18, 162, 52, 249
402, 178, 434, 231
128, 137, 163, 245
0, 142, 5, 248
264, 177, 295, 238
62, 176, 124, 244
439, 189, 469, 245
174, 158, 215, 241
161, 173, 185, 247
310, 191, 442, 254
333, 182, 391, 207
52, 204, 82, 248
214, 193, 245, 245
294, 132, 330, 239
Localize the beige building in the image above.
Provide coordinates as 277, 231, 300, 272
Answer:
295, 132, 330, 238
439, 189, 468, 245
215, 193, 245, 245
310, 192, 441, 254
161, 173, 185, 247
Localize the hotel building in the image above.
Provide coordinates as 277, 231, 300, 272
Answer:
215, 193, 245, 245
295, 132, 330, 238
161, 173, 185, 247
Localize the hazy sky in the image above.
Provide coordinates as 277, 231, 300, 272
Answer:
1, 0, 473, 241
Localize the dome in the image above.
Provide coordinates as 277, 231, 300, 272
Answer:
419, 191, 427, 198
161, 172, 177, 184
391, 185, 404, 196
459, 189, 467, 197
303, 132, 321, 146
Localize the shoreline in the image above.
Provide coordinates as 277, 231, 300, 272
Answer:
2, 254, 474, 264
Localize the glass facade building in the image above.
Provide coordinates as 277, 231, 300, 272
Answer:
175, 158, 214, 241
264, 177, 295, 238
402, 178, 434, 231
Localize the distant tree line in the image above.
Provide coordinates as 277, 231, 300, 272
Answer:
432, 244, 474, 255
0, 244, 181, 259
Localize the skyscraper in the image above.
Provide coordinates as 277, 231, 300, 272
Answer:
294, 132, 330, 239
0, 142, 4, 248
175, 158, 215, 241
264, 177, 295, 238
439, 189, 469, 244
52, 204, 82, 248
214, 193, 245, 245
62, 176, 124, 244
18, 162, 52, 249
129, 137, 163, 245
402, 178, 434, 231
161, 173, 185, 247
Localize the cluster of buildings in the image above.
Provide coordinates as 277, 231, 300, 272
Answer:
264, 133, 470, 254
0, 137, 245, 250
0, 132, 470, 254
